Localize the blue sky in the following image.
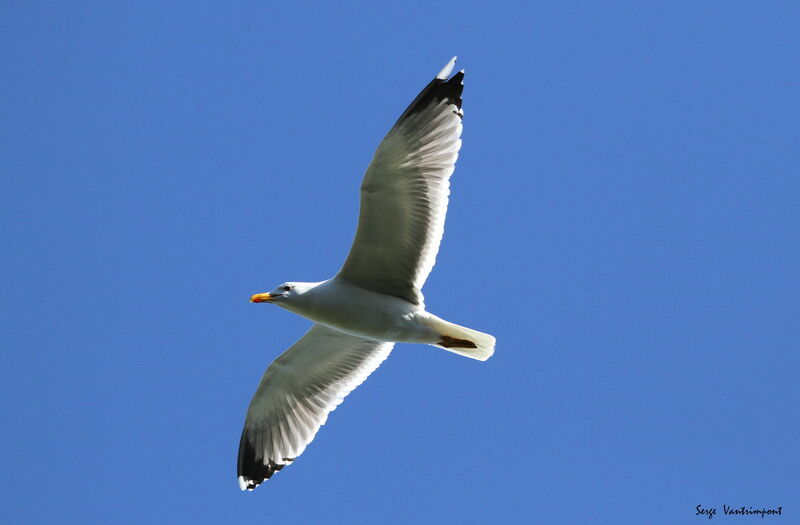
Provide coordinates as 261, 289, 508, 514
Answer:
2, 2, 798, 523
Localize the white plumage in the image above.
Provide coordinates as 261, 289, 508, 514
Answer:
238, 57, 494, 491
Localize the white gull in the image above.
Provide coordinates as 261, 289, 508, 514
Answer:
238, 57, 495, 490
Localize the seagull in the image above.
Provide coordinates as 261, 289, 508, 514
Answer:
238, 57, 495, 491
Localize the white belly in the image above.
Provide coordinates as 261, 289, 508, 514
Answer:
280, 279, 439, 344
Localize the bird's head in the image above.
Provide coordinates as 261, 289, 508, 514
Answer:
250, 282, 315, 305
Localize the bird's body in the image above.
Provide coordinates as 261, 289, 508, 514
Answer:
266, 279, 439, 344
238, 57, 495, 491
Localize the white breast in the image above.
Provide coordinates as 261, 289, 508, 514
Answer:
284, 279, 438, 343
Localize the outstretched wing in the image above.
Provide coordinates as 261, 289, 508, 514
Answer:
237, 324, 393, 490
336, 57, 465, 305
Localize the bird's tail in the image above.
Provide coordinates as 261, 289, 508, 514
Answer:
422, 314, 495, 361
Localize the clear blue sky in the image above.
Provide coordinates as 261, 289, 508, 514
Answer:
2, 2, 798, 523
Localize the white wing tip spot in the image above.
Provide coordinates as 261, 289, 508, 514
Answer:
238, 476, 251, 491
437, 56, 458, 79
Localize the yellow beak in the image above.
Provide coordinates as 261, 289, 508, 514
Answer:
250, 293, 273, 303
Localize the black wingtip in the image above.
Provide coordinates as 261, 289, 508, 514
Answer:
393, 63, 464, 126
237, 429, 289, 491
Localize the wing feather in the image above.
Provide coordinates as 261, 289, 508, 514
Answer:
237, 324, 393, 490
336, 58, 465, 304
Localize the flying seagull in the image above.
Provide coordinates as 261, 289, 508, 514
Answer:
238, 57, 495, 491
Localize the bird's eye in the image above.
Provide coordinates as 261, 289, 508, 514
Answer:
282, 285, 291, 292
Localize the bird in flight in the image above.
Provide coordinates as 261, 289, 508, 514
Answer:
238, 57, 495, 491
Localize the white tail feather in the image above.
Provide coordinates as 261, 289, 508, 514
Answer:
422, 314, 495, 361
